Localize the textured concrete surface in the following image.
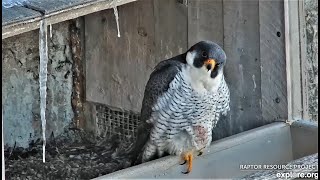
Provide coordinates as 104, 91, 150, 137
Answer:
2, 21, 74, 148
305, 0, 318, 122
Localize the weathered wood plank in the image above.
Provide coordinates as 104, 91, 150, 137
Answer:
2, 6, 42, 26
187, 0, 224, 47
70, 18, 86, 129
284, 0, 304, 121
153, 0, 188, 61
24, 0, 94, 14
85, 0, 155, 112
213, 0, 262, 140
259, 0, 287, 122
2, 0, 137, 39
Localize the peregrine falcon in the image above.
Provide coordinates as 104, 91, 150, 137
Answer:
130, 41, 230, 174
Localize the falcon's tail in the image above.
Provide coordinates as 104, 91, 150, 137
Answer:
127, 122, 153, 166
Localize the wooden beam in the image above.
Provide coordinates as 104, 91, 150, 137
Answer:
2, 0, 137, 39
85, 0, 155, 112
221, 0, 262, 138
284, 0, 292, 121
284, 0, 309, 121
153, 0, 188, 61
259, 0, 287, 122
70, 18, 86, 129
187, 0, 224, 48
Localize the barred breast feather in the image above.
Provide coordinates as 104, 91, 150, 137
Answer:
130, 55, 230, 165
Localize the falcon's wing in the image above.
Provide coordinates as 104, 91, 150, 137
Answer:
217, 76, 230, 116
130, 55, 186, 165
211, 76, 230, 128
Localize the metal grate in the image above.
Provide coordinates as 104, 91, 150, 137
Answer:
96, 104, 140, 143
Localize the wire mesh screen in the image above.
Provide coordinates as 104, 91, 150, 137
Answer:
96, 104, 141, 143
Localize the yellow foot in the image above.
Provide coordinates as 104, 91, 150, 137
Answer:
181, 152, 193, 174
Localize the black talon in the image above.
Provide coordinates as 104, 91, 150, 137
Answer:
198, 151, 203, 156
182, 171, 190, 174
180, 160, 187, 165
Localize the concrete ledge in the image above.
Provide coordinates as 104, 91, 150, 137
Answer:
291, 120, 318, 159
93, 121, 318, 179
93, 122, 293, 179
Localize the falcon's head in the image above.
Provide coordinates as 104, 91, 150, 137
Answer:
185, 41, 226, 79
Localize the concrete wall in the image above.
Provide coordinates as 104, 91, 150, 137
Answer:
305, 0, 318, 122
2, 21, 74, 148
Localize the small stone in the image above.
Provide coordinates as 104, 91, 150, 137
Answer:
75, 155, 82, 160
30, 168, 35, 173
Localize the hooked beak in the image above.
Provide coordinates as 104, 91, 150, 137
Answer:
204, 59, 216, 71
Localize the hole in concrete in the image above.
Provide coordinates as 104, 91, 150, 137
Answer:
277, 31, 281, 37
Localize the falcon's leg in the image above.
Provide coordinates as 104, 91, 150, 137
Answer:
181, 152, 193, 174
157, 149, 165, 158
185, 127, 199, 150
197, 151, 203, 156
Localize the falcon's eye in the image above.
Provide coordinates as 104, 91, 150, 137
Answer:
202, 51, 208, 58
